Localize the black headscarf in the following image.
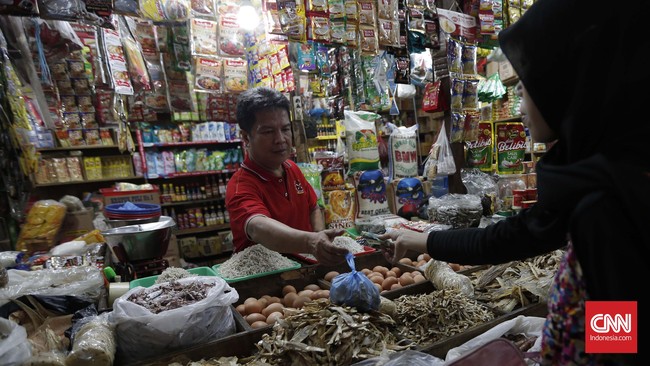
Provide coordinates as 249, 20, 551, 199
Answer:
497, 0, 650, 304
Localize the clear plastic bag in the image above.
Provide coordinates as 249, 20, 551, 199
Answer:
351, 349, 445, 366
16, 199, 67, 254
461, 168, 498, 216
0, 318, 32, 366
427, 193, 483, 229
422, 259, 475, 297
423, 122, 456, 179
110, 276, 238, 363
329, 253, 380, 312
66, 312, 115, 366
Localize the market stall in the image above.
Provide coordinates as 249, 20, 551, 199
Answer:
0, 0, 556, 364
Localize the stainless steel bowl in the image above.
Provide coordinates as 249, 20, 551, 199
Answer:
104, 216, 161, 229
101, 216, 176, 262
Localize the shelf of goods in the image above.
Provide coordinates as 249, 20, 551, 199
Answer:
174, 223, 230, 236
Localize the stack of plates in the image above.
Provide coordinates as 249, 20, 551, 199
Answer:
105, 202, 161, 221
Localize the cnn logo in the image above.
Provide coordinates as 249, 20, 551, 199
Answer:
590, 313, 632, 333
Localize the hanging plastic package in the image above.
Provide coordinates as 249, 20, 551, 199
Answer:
423, 122, 456, 179
352, 169, 390, 218
344, 110, 381, 174
388, 125, 418, 180
329, 252, 380, 312
298, 163, 325, 207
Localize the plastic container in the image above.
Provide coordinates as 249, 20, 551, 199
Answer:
212, 259, 302, 283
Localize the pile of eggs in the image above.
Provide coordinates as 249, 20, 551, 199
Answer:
324, 265, 427, 294
235, 283, 330, 328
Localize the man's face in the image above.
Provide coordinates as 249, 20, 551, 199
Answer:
242, 108, 293, 171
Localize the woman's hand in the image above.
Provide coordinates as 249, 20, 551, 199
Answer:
308, 229, 348, 266
378, 230, 430, 264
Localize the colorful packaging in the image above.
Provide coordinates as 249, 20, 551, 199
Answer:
352, 170, 390, 218
344, 110, 381, 174
392, 177, 426, 220
323, 189, 357, 230
466, 122, 493, 172
495, 122, 526, 174
389, 125, 419, 179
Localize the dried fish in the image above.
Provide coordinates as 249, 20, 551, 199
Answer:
250, 298, 411, 365
392, 289, 495, 346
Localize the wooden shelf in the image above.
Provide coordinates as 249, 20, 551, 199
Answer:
140, 140, 241, 148
314, 135, 339, 141
161, 197, 224, 207
174, 223, 230, 236
33, 175, 144, 187
37, 145, 119, 152
147, 168, 237, 179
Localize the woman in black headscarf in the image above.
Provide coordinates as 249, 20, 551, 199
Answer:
381, 0, 648, 364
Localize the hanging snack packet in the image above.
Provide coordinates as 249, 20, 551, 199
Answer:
389, 125, 419, 179
323, 189, 357, 230
393, 177, 427, 220
191, 18, 219, 57
344, 110, 381, 174
315, 150, 346, 191
465, 122, 492, 172
495, 122, 526, 174
194, 56, 222, 93
298, 163, 325, 207
219, 13, 245, 57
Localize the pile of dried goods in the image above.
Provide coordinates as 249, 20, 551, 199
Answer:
127, 280, 214, 314
392, 289, 495, 346
218, 244, 296, 279
250, 298, 412, 365
154, 267, 195, 284
299, 236, 365, 261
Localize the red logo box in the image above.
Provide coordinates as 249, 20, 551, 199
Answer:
585, 301, 637, 354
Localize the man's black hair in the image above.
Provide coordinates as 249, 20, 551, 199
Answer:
236, 87, 291, 134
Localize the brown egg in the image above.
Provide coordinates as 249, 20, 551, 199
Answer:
417, 260, 427, 267
382, 277, 399, 291
390, 267, 402, 277
324, 271, 339, 282
246, 313, 266, 325
283, 292, 298, 307
361, 268, 372, 276
373, 266, 388, 276
261, 294, 272, 300
257, 297, 269, 308
268, 296, 282, 304
374, 283, 382, 293
390, 283, 402, 290
266, 311, 284, 324
236, 304, 246, 315
244, 300, 263, 315
262, 302, 284, 317
370, 276, 384, 286
413, 275, 427, 283
292, 296, 311, 308
297, 289, 314, 298
319, 289, 330, 298
282, 285, 297, 296
399, 274, 415, 286
422, 254, 432, 261
251, 320, 269, 329
398, 258, 412, 265
449, 263, 461, 271
417, 254, 426, 262
411, 271, 422, 277
244, 297, 258, 305
309, 290, 322, 300
304, 284, 321, 291
385, 270, 397, 278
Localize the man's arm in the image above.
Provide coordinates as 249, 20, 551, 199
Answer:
246, 215, 347, 265
310, 206, 325, 232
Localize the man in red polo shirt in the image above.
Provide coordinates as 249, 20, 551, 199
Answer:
225, 87, 348, 265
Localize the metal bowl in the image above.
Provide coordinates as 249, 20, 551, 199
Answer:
104, 216, 161, 229
101, 216, 176, 263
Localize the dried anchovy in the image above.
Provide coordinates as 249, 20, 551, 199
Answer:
469, 250, 563, 312
155, 267, 196, 285
392, 288, 495, 346
218, 244, 296, 278
250, 298, 412, 365
127, 280, 214, 314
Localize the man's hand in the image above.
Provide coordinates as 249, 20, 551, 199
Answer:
308, 229, 348, 266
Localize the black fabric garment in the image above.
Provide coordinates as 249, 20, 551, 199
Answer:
424, 2, 649, 360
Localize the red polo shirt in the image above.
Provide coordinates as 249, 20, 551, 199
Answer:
225, 156, 318, 252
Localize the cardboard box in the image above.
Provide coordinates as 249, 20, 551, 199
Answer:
499, 60, 517, 82
59, 207, 95, 243
100, 185, 160, 206
179, 236, 200, 258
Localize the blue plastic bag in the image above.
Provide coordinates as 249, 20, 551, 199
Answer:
329, 253, 380, 312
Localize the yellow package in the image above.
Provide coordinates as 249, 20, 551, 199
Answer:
73, 229, 105, 245
16, 200, 67, 254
